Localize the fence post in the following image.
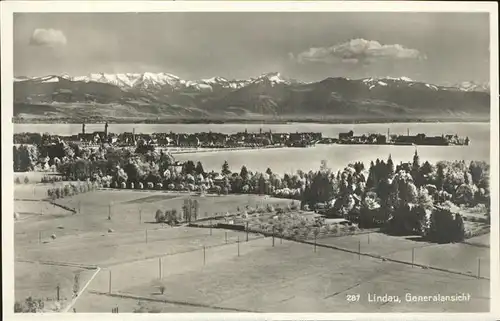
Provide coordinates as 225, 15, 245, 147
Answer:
203, 246, 206, 265
478, 258, 481, 279
246, 222, 249, 242
108, 203, 111, 220
314, 234, 317, 252
109, 270, 112, 294
210, 219, 213, 236
56, 285, 60, 301
358, 240, 361, 260
225, 231, 228, 244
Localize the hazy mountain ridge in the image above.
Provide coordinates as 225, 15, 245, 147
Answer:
13, 72, 490, 121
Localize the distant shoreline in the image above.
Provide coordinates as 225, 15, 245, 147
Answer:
12, 117, 490, 125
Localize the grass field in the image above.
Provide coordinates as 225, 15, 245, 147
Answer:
73, 239, 489, 313
15, 261, 94, 312
14, 187, 491, 313
315, 233, 490, 278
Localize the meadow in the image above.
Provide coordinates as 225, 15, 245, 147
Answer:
14, 183, 490, 313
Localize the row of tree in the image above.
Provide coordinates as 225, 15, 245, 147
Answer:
47, 182, 99, 200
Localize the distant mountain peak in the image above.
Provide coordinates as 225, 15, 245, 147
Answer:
13, 70, 490, 120
252, 72, 290, 86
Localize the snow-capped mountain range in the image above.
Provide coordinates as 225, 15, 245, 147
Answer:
15, 71, 293, 91
13, 71, 490, 121
14, 71, 489, 93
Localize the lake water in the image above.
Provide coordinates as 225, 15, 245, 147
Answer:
14, 122, 490, 174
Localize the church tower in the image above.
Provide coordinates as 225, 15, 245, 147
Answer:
104, 122, 109, 138
412, 149, 420, 169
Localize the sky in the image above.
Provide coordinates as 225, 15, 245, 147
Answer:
13, 12, 490, 85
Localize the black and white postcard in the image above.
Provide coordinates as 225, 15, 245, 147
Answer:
1, 1, 498, 320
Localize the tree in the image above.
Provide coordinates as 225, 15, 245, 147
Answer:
266, 167, 273, 176
469, 161, 488, 185
195, 161, 205, 176
182, 199, 191, 223
13, 146, 21, 172
63, 185, 71, 197
436, 163, 445, 189
155, 209, 165, 223
387, 155, 395, 177
416, 186, 434, 210
412, 150, 420, 170
73, 273, 80, 298
230, 175, 244, 193
455, 184, 476, 205
240, 165, 249, 181
192, 199, 199, 221
182, 160, 196, 175
222, 161, 231, 176
320, 160, 329, 172
15, 297, 45, 313
427, 207, 465, 243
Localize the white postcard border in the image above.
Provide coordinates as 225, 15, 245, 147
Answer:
1, 1, 498, 321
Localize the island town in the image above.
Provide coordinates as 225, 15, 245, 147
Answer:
14, 122, 470, 151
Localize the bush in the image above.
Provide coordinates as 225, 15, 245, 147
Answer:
24, 176, 30, 184
159, 285, 166, 294
15, 297, 44, 313
155, 209, 165, 223
427, 207, 465, 243
15, 177, 21, 184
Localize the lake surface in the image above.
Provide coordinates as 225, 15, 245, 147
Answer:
14, 122, 490, 174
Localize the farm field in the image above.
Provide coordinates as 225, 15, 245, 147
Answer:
85, 240, 489, 313
54, 190, 294, 221
14, 187, 491, 313
15, 188, 288, 245
15, 200, 70, 216
15, 261, 95, 312
315, 232, 490, 278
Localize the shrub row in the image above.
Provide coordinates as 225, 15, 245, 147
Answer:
14, 176, 30, 184
47, 182, 100, 200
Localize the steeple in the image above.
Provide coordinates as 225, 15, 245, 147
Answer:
413, 149, 420, 169
104, 122, 109, 138
82, 123, 86, 135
